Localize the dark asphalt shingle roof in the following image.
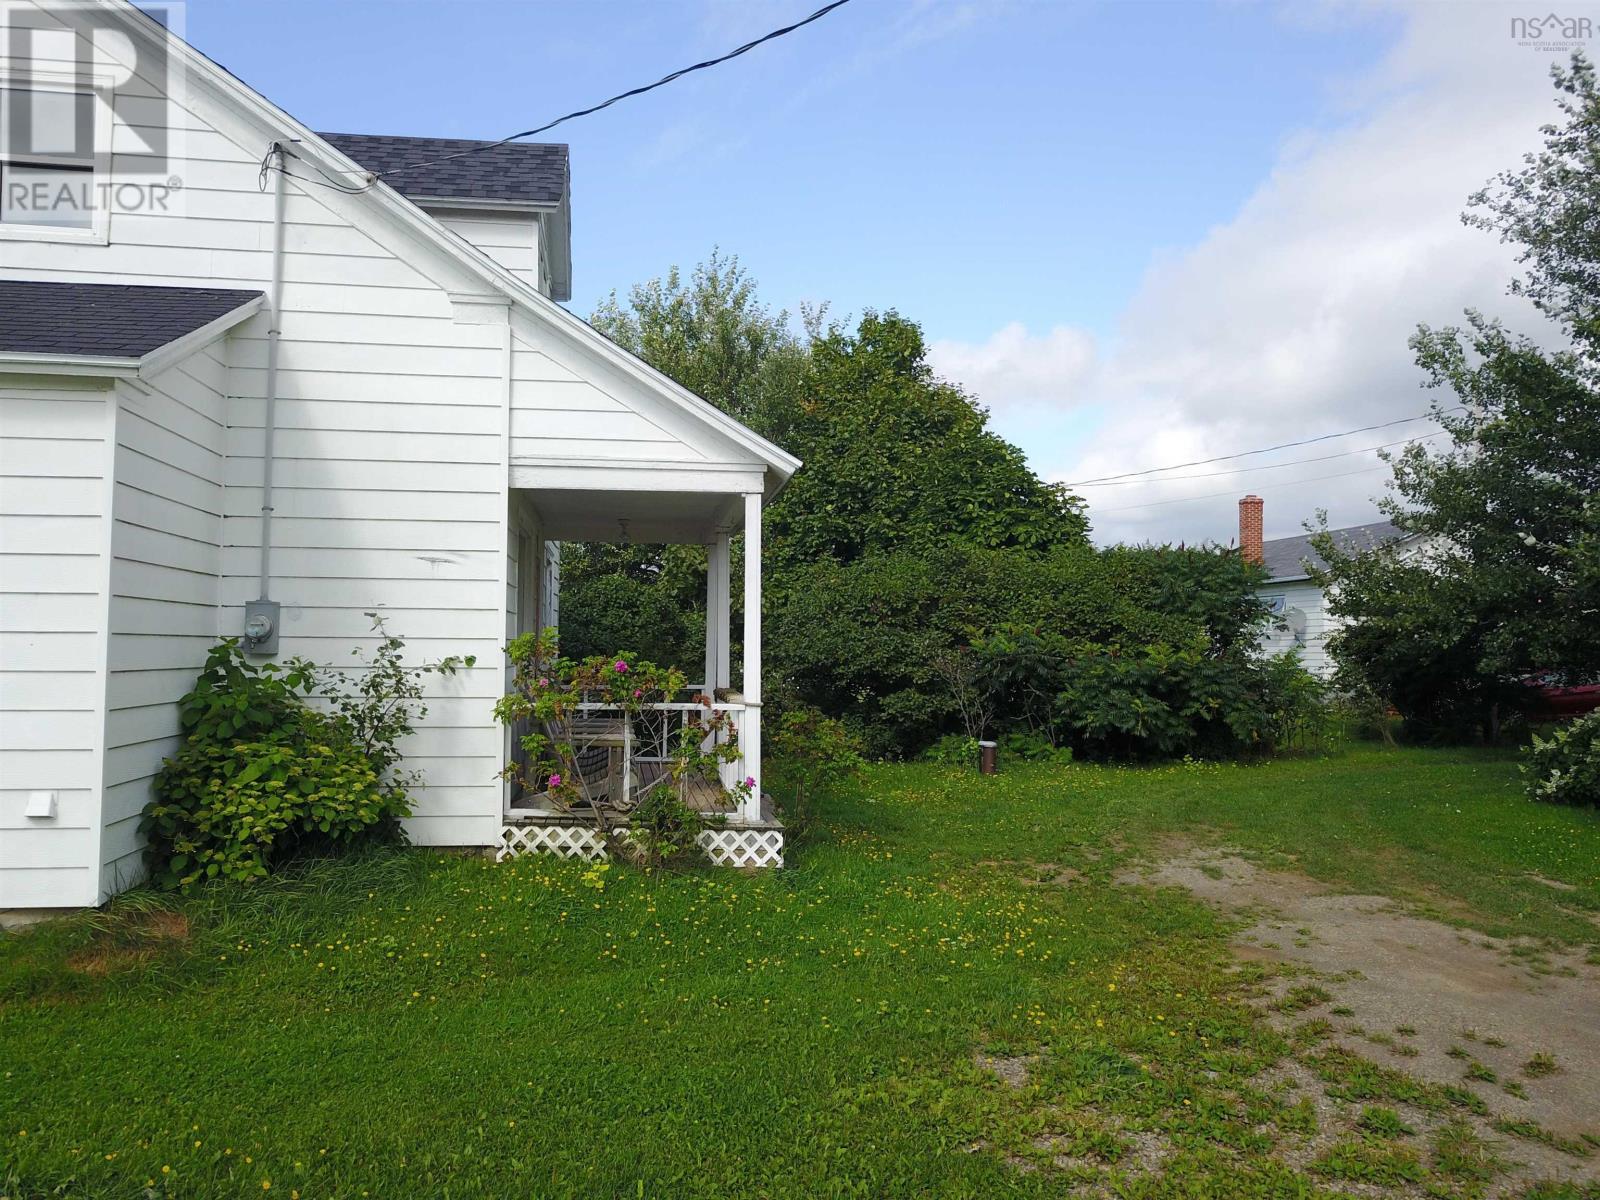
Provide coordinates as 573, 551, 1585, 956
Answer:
318, 133, 568, 206
0, 281, 263, 358
1262, 519, 1403, 582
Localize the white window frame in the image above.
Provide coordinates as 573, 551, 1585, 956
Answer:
0, 67, 114, 245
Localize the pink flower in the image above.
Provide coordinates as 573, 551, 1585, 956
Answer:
537, 677, 549, 688
547, 773, 562, 788
744, 776, 756, 789
613, 660, 629, 673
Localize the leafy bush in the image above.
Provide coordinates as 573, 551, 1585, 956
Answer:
557, 566, 702, 670
625, 789, 715, 870
144, 625, 468, 892
767, 541, 1276, 760
146, 708, 405, 890
322, 614, 473, 784
998, 730, 1073, 764
920, 734, 979, 767
1258, 652, 1332, 754
1523, 712, 1600, 807
766, 705, 865, 839
1053, 638, 1274, 759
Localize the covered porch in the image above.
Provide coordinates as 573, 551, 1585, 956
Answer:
499, 463, 782, 868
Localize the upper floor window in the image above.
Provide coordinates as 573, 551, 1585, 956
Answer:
0, 85, 98, 232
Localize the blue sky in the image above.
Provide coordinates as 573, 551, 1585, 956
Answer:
183, 1, 1561, 545
190, 1, 1389, 335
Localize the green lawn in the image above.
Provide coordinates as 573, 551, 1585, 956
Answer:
3, 746, 1597, 1199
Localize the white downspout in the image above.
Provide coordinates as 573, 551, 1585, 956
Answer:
257, 140, 288, 602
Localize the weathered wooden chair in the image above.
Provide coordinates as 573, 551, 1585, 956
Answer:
553, 713, 633, 811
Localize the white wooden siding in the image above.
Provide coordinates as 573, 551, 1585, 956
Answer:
1258, 580, 1336, 678
99, 356, 228, 895
0, 383, 113, 909
428, 208, 539, 291
510, 332, 723, 467
3, 1, 512, 868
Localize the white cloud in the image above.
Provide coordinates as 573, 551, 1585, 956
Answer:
926, 322, 1097, 412
930, 1, 1567, 547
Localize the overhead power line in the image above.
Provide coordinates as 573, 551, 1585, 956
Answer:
1074, 432, 1443, 486
277, 0, 857, 195
1064, 407, 1462, 487
1096, 464, 1393, 515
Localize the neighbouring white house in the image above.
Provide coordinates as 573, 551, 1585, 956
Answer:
1237, 495, 1432, 678
0, 0, 799, 912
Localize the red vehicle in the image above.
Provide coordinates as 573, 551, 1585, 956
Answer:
1526, 676, 1600, 720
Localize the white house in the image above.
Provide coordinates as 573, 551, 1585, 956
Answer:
1238, 495, 1430, 678
0, 0, 798, 912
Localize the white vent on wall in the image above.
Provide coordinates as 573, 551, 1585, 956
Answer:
24, 791, 57, 820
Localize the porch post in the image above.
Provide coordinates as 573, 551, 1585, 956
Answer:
740, 491, 762, 823
703, 539, 719, 695
712, 531, 731, 691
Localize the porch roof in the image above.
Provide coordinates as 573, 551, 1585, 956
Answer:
526, 487, 744, 544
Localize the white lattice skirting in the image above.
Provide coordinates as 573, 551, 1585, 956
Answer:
497, 824, 783, 869
699, 828, 784, 868
498, 824, 609, 862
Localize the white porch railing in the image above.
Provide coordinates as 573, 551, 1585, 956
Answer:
541, 696, 756, 823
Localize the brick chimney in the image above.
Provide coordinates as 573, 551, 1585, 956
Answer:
1239, 495, 1264, 565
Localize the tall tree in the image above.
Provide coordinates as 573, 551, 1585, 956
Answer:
1319, 55, 1600, 737
765, 310, 1088, 583
572, 257, 1089, 669
590, 248, 809, 435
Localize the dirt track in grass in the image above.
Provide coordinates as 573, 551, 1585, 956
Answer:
1119, 846, 1600, 1187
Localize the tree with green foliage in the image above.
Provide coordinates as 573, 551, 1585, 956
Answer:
764, 311, 1088, 584
590, 248, 812, 434
580, 255, 1298, 762
1318, 55, 1600, 740
569, 256, 1088, 668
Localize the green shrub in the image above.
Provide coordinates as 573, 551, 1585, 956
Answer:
766, 705, 865, 839
919, 733, 979, 767
323, 614, 473, 784
1523, 711, 1600, 807
767, 541, 1271, 759
625, 788, 715, 870
144, 626, 467, 891
998, 730, 1073, 764
146, 706, 406, 890
1258, 652, 1332, 753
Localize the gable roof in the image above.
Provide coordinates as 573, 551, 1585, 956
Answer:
1262, 519, 1402, 583
318, 133, 568, 207
89, 0, 797, 488
0, 280, 262, 358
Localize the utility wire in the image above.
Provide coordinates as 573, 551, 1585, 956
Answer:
1073, 432, 1442, 486
287, 0, 856, 193
1096, 464, 1392, 515
1064, 407, 1462, 487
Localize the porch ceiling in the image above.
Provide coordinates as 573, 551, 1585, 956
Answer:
526, 488, 743, 544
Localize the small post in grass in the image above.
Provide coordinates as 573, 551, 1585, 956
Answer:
978, 740, 998, 775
